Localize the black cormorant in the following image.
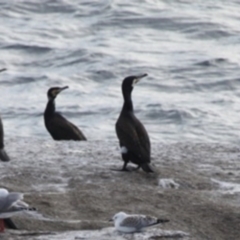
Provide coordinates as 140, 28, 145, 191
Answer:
0, 68, 10, 161
0, 116, 10, 161
115, 74, 153, 172
44, 86, 87, 141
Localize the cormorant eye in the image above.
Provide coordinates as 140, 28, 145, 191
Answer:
52, 90, 57, 96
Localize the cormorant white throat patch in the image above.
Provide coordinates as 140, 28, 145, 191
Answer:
121, 146, 128, 154
132, 78, 139, 87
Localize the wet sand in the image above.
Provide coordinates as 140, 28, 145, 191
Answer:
0, 138, 239, 240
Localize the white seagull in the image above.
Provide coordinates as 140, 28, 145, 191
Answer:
110, 211, 169, 233
0, 188, 36, 232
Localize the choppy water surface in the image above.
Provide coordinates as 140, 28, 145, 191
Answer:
0, 0, 240, 143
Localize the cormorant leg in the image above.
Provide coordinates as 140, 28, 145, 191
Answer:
110, 161, 131, 172
111, 162, 141, 172
121, 161, 128, 171
131, 165, 141, 171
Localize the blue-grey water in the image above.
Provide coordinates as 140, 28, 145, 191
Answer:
1, 0, 240, 143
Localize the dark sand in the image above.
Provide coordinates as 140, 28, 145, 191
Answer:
0, 138, 239, 240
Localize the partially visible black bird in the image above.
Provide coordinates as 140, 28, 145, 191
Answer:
0, 68, 10, 162
0, 68, 16, 229
0, 116, 10, 162
115, 74, 153, 172
44, 86, 87, 141
4, 218, 17, 230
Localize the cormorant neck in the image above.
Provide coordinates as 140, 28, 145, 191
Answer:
122, 90, 133, 112
45, 98, 56, 117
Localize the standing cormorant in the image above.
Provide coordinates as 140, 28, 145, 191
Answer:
0, 68, 10, 161
44, 86, 87, 141
115, 74, 153, 172
0, 116, 10, 162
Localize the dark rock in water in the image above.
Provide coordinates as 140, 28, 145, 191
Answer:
0, 138, 239, 240
195, 58, 227, 67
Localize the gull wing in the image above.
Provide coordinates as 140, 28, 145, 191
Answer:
120, 215, 158, 230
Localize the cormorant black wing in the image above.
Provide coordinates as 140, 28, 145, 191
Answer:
116, 113, 150, 164
47, 113, 86, 141
0, 117, 4, 148
0, 116, 10, 161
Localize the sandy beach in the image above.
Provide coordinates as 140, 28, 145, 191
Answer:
0, 138, 239, 240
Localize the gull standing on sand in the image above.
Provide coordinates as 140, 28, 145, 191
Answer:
0, 188, 36, 232
110, 211, 169, 233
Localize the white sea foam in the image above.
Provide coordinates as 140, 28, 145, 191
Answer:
211, 178, 240, 194
158, 178, 180, 189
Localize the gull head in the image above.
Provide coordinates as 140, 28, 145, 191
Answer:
111, 211, 127, 224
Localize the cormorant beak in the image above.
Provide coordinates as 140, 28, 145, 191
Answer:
132, 73, 148, 86
50, 86, 69, 99
59, 86, 69, 92
0, 68, 7, 73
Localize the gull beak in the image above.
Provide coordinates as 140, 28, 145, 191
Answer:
109, 218, 113, 222
133, 73, 148, 86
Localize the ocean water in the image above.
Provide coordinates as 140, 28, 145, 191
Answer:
0, 0, 240, 143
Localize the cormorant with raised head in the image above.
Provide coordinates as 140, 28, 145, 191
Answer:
115, 74, 153, 172
44, 86, 87, 141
